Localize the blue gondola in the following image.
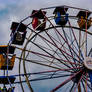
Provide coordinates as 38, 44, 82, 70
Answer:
54, 12, 68, 26
0, 76, 16, 84
53, 6, 68, 26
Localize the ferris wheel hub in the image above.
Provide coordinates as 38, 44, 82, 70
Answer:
83, 57, 92, 70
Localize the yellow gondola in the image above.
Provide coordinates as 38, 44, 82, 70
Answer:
0, 54, 16, 70
77, 16, 92, 29
77, 10, 91, 29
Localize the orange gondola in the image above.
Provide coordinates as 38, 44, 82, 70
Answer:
0, 54, 16, 70
0, 45, 16, 70
77, 11, 92, 29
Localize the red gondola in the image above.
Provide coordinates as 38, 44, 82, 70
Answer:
31, 10, 46, 31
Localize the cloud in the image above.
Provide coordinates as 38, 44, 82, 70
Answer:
0, 0, 92, 92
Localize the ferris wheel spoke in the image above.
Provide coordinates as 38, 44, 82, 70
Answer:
18, 40, 81, 68
35, 37, 67, 62
46, 26, 81, 55
69, 82, 76, 92
41, 32, 75, 64
82, 76, 92, 91
62, 27, 82, 60
30, 40, 76, 68
28, 70, 72, 82
35, 32, 81, 65
43, 12, 82, 63
73, 71, 85, 92
62, 29, 78, 56
53, 27, 83, 64
50, 70, 83, 92
14, 73, 71, 84
84, 80, 92, 91
48, 16, 81, 63
30, 50, 77, 68
44, 30, 75, 60
17, 54, 61, 69
81, 79, 86, 92
62, 27, 80, 67
37, 33, 69, 58
16, 51, 74, 70
13, 67, 81, 78
13, 68, 83, 84
87, 83, 92, 91
30, 47, 79, 65
29, 74, 71, 82
68, 21, 84, 60
42, 31, 71, 54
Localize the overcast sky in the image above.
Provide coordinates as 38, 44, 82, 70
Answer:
0, 0, 92, 44
0, 0, 92, 92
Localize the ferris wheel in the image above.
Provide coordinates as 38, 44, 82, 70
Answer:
0, 5, 92, 92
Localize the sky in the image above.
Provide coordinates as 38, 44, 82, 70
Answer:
0, 0, 92, 92
0, 0, 92, 43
